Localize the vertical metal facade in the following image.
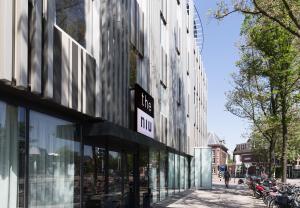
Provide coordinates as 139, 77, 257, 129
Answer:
0, 0, 207, 156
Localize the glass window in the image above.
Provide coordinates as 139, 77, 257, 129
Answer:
184, 157, 188, 190
129, 48, 138, 88
107, 151, 122, 207
174, 154, 180, 193
123, 152, 134, 207
159, 150, 167, 201
139, 149, 149, 207
149, 149, 159, 203
56, 0, 86, 47
0, 102, 25, 208
83, 145, 106, 207
180, 156, 185, 190
190, 157, 195, 188
28, 111, 80, 207
168, 152, 174, 196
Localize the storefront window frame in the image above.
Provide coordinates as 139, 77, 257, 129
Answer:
0, 97, 193, 207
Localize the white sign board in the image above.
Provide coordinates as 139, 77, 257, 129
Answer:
137, 108, 154, 138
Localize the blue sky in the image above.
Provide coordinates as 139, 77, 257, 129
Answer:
198, 1, 250, 152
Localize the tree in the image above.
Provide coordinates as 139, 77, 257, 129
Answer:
226, 54, 280, 177
215, 0, 300, 39
251, 21, 300, 182
226, 16, 300, 182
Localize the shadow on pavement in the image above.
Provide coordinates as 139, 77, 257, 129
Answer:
153, 183, 263, 208
152, 190, 195, 208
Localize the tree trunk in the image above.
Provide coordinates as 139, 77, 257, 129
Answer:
268, 139, 275, 178
281, 97, 288, 183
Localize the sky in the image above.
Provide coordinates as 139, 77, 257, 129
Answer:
198, 1, 250, 152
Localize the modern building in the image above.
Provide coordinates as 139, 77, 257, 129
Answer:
207, 132, 228, 175
0, 0, 207, 207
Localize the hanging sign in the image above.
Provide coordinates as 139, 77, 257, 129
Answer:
135, 84, 154, 138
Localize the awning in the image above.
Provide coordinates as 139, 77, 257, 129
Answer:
82, 120, 192, 157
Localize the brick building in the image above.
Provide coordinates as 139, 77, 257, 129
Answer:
208, 133, 228, 175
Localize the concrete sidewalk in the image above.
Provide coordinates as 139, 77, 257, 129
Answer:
153, 182, 265, 208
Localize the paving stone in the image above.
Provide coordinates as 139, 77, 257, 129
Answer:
153, 182, 265, 208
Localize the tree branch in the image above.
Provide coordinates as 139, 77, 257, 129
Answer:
281, 0, 300, 30
252, 0, 300, 38
215, 8, 260, 19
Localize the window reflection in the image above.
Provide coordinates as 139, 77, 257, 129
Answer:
56, 0, 86, 47
168, 153, 174, 196
18, 107, 26, 208
185, 157, 189, 189
159, 150, 167, 201
149, 149, 159, 203
107, 151, 122, 207
0, 102, 25, 207
180, 156, 185, 190
174, 154, 180, 193
123, 153, 134, 207
139, 149, 149, 207
28, 111, 80, 207
83, 145, 105, 208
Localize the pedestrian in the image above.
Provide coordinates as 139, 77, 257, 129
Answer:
224, 170, 231, 188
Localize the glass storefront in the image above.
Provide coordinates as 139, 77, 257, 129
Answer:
28, 111, 80, 208
168, 152, 175, 196
83, 146, 106, 207
108, 150, 122, 206
83, 145, 136, 208
0, 100, 191, 208
185, 157, 189, 190
139, 148, 149, 207
174, 154, 180, 193
0, 102, 25, 208
159, 150, 167, 201
149, 149, 159, 203
123, 152, 134, 207
180, 156, 185, 190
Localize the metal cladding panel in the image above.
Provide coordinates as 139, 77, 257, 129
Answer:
61, 33, 70, 107
72, 43, 78, 110
82, 51, 86, 114
43, 0, 55, 99
78, 49, 82, 112
86, 54, 95, 116
0, 0, 13, 82
97, 0, 130, 127
14, 0, 28, 88
30, 0, 42, 93
53, 28, 62, 104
